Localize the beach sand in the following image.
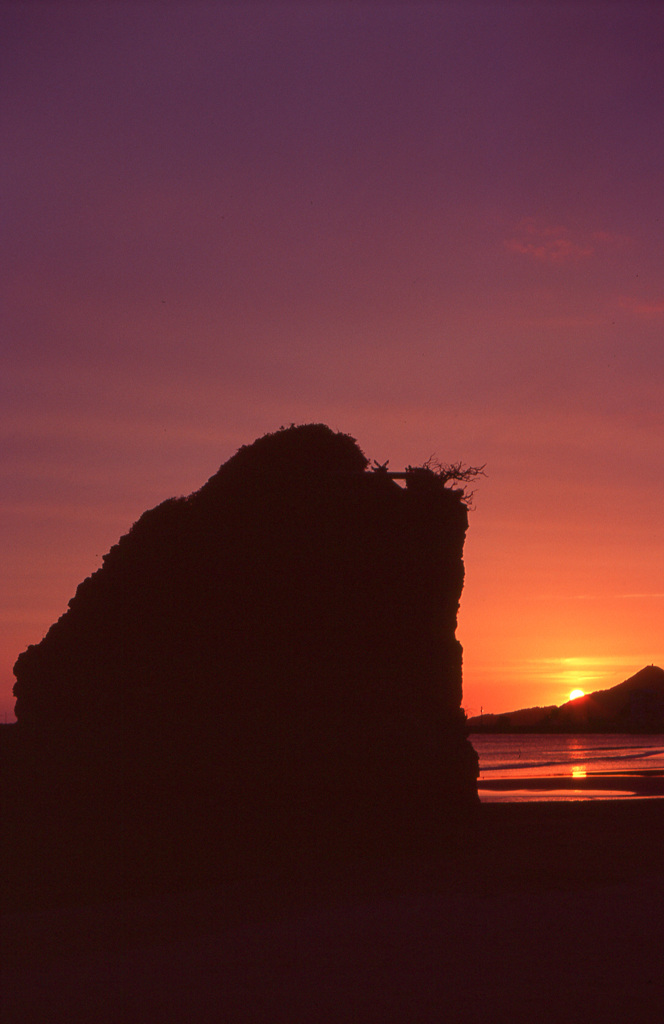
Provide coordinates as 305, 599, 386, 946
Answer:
3, 796, 664, 1022
478, 769, 664, 801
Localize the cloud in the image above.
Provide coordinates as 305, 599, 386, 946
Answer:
536, 593, 664, 601
504, 218, 594, 263
619, 296, 664, 317
528, 655, 650, 669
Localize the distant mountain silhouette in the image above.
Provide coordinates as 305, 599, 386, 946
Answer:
4, 424, 479, 904
468, 666, 664, 733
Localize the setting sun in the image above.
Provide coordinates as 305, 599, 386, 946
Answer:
569, 688, 585, 701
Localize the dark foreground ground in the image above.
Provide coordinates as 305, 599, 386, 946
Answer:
3, 799, 664, 1023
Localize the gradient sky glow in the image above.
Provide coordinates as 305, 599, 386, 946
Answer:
2, 2, 663, 719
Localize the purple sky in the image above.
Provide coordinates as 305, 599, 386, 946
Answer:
2, 2, 663, 718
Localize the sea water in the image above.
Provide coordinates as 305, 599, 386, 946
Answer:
470, 733, 664, 802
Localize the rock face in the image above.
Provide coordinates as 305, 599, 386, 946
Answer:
9, 425, 478, 896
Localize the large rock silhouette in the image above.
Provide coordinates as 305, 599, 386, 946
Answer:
9, 424, 478, 896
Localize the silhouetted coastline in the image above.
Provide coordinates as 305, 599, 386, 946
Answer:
468, 665, 664, 733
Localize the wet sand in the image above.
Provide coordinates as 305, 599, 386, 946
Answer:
478, 769, 664, 801
3, 798, 664, 1022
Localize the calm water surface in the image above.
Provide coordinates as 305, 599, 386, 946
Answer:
470, 733, 664, 802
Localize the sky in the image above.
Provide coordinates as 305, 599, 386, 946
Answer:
2, 1, 663, 720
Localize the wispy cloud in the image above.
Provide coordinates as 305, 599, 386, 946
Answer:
528, 655, 642, 666
504, 219, 594, 263
537, 592, 664, 600
619, 295, 664, 317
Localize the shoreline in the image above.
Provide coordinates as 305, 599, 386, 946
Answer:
478, 770, 664, 799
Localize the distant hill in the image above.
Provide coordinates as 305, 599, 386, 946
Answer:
468, 666, 664, 733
